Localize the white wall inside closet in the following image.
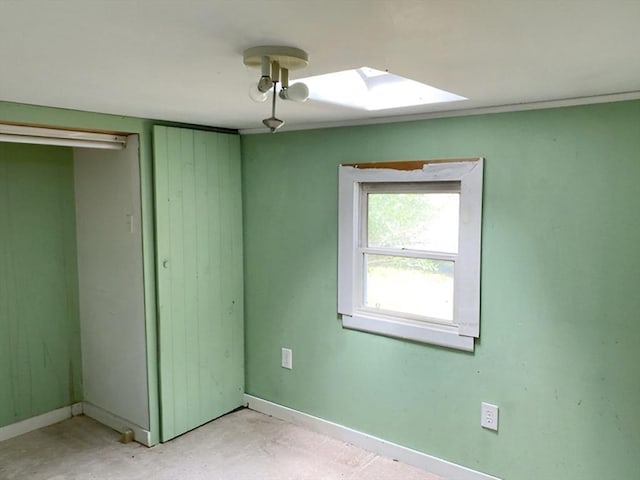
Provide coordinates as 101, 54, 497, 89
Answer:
74, 136, 150, 442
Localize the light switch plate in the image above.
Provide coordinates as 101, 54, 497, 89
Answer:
281, 348, 293, 369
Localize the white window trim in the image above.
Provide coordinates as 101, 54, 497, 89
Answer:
338, 158, 483, 351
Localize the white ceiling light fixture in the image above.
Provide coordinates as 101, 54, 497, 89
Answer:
243, 45, 310, 132
0, 124, 127, 150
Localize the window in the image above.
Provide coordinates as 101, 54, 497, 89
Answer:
338, 158, 483, 351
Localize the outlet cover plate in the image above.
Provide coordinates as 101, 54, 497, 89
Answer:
481, 402, 499, 431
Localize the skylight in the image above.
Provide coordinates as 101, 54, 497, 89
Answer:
296, 67, 466, 111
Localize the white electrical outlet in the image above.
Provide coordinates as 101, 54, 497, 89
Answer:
281, 348, 293, 369
481, 402, 499, 431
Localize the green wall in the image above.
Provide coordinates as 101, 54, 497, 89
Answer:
0, 143, 81, 426
241, 100, 640, 480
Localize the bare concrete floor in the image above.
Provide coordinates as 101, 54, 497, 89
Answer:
0, 408, 442, 480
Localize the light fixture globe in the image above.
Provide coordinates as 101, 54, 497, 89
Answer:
248, 83, 268, 102
280, 82, 309, 102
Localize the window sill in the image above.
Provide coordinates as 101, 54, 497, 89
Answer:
341, 312, 474, 352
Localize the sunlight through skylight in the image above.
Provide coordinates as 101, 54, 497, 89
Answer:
296, 67, 466, 111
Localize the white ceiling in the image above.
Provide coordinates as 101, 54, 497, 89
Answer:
1, 0, 640, 133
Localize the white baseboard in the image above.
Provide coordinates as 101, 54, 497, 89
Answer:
0, 402, 82, 443
71, 402, 84, 416
82, 402, 152, 447
0, 402, 152, 447
244, 394, 501, 480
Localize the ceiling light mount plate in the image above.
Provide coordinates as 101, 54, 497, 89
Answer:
243, 46, 309, 70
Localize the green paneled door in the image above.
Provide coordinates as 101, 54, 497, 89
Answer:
153, 126, 244, 442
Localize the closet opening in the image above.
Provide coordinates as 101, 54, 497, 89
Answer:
0, 123, 151, 445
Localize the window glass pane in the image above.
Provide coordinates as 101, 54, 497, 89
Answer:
367, 192, 459, 253
364, 254, 454, 321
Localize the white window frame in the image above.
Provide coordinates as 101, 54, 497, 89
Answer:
338, 158, 483, 351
